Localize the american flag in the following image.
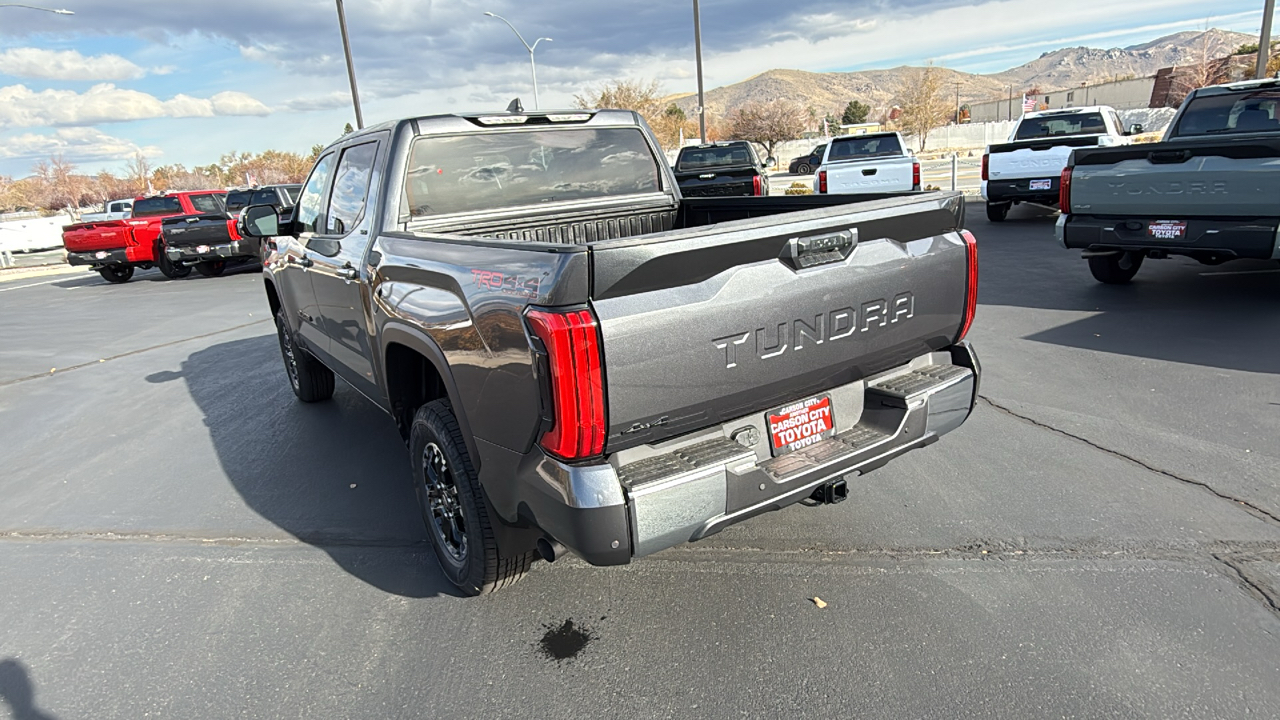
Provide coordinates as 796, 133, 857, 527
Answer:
1022, 95, 1037, 113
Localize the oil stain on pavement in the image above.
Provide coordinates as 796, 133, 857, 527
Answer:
537, 619, 597, 662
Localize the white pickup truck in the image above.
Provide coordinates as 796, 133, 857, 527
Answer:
816, 132, 920, 194
78, 198, 134, 223
981, 106, 1139, 221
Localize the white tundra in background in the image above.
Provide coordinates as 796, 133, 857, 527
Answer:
79, 198, 134, 223
816, 132, 920, 195
981, 106, 1140, 222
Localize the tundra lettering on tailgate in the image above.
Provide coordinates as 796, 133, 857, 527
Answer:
712, 292, 914, 369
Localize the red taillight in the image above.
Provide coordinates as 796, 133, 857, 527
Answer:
752, 175, 763, 196
956, 229, 978, 342
912, 161, 921, 190
226, 217, 242, 241
526, 307, 606, 461
1059, 166, 1072, 214
981, 153, 989, 181
817, 170, 827, 194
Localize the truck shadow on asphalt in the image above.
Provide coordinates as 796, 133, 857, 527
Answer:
971, 210, 1280, 375
147, 334, 462, 598
0, 658, 58, 720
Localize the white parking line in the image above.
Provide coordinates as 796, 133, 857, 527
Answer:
0, 276, 78, 292
1199, 268, 1280, 277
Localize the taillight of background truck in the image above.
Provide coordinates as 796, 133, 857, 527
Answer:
817, 170, 827, 194
912, 160, 921, 190
957, 229, 978, 342
981, 153, 989, 181
1059, 166, 1072, 214
526, 308, 606, 460
752, 175, 763, 196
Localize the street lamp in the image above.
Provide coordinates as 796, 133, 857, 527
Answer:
0, 4, 73, 13
1258, 0, 1276, 79
692, 0, 706, 142
484, 12, 551, 110
334, 0, 364, 130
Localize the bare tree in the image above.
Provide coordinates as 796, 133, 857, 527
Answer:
895, 63, 951, 151
725, 99, 807, 163
647, 104, 698, 151
1171, 30, 1229, 103
573, 78, 684, 147
123, 152, 152, 196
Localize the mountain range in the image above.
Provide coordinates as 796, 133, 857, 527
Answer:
667, 29, 1256, 119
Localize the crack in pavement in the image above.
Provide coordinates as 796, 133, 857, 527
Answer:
979, 395, 1280, 526
1213, 554, 1280, 618
0, 319, 270, 389
0, 529, 428, 549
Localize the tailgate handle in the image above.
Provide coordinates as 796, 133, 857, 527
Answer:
1148, 149, 1190, 164
862, 168, 877, 176
184, 217, 199, 223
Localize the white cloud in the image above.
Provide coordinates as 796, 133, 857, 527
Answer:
0, 127, 162, 163
0, 84, 271, 129
0, 48, 146, 81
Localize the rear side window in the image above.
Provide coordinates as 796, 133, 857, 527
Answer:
283, 186, 301, 203
1014, 112, 1106, 139
225, 191, 253, 211
677, 144, 752, 169
326, 142, 378, 235
188, 194, 225, 214
131, 196, 182, 217
109, 201, 131, 213
1174, 90, 1280, 136
828, 135, 903, 160
296, 154, 336, 234
251, 189, 280, 206
404, 127, 660, 218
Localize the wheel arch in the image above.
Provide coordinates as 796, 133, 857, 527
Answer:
263, 276, 282, 317
381, 322, 480, 467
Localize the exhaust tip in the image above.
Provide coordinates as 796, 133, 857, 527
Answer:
536, 537, 567, 563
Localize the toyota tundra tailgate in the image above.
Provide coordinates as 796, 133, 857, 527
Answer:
588, 193, 972, 453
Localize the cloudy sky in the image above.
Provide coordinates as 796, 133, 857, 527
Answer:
0, 0, 1268, 176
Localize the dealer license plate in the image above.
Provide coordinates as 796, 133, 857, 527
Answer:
767, 394, 835, 457
1028, 178, 1052, 191
1147, 220, 1187, 240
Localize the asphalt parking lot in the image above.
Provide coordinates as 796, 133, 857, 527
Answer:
2, 203, 1279, 719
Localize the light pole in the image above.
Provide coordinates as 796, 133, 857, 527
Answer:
484, 12, 551, 110
1258, 0, 1276, 79
692, 0, 707, 142
334, 0, 363, 130
0, 4, 73, 13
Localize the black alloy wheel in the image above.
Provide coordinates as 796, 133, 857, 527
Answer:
798, 163, 811, 175
421, 441, 468, 564
155, 240, 191, 279
98, 265, 134, 283
273, 308, 334, 402
409, 399, 535, 595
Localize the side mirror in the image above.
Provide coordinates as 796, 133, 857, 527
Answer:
241, 204, 281, 238
1127, 123, 1143, 136
766, 156, 777, 167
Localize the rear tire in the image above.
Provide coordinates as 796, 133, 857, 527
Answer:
1088, 252, 1144, 284
156, 241, 191, 279
98, 265, 134, 283
274, 308, 334, 402
986, 202, 1010, 222
410, 399, 535, 596
798, 163, 811, 174
195, 260, 227, 277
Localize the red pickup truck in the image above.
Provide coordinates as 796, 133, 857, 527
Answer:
63, 190, 228, 283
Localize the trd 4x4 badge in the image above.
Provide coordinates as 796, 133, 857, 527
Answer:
471, 269, 541, 299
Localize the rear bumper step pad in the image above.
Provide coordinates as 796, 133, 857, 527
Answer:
616, 361, 976, 557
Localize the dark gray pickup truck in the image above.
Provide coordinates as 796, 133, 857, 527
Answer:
1059, 78, 1280, 283
240, 105, 981, 595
